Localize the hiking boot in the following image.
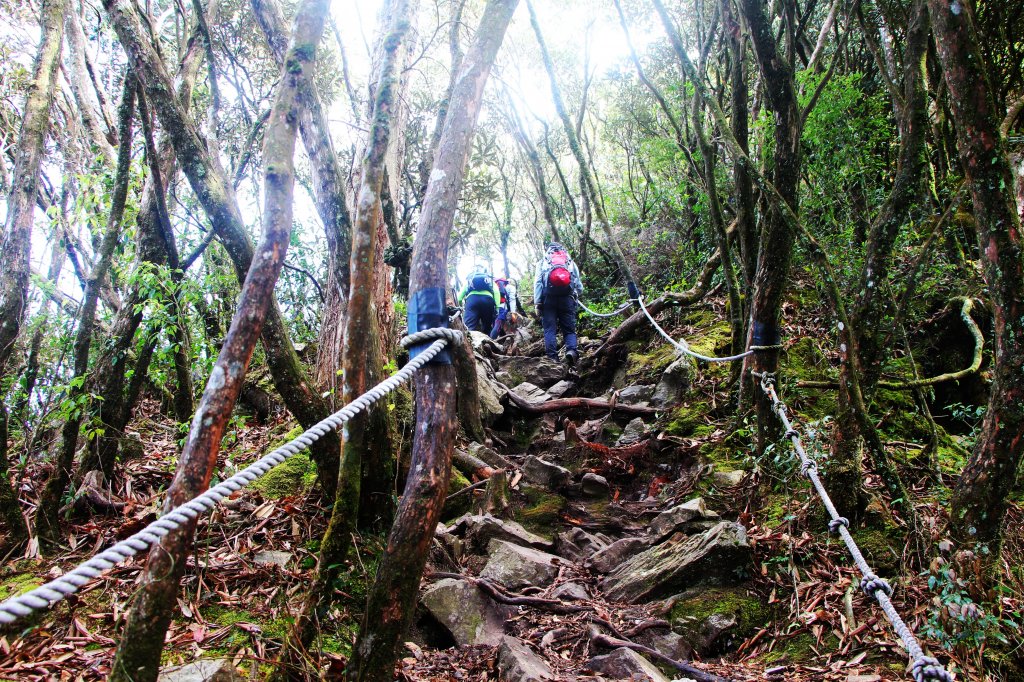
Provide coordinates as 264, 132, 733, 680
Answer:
565, 349, 579, 367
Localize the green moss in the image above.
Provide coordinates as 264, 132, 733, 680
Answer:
759, 632, 819, 664
0, 572, 42, 600
201, 606, 290, 644
851, 527, 902, 576
688, 321, 732, 358
665, 401, 709, 437
442, 467, 473, 521
517, 487, 566, 536
760, 494, 798, 530
252, 426, 316, 498
624, 344, 679, 384
670, 587, 771, 644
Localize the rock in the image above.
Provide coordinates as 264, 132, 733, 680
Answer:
649, 498, 718, 539
522, 456, 571, 489
580, 473, 610, 498
498, 356, 564, 388
601, 522, 753, 602
550, 582, 589, 601
158, 659, 243, 682
497, 636, 554, 681
547, 379, 574, 398
585, 647, 669, 682
469, 441, 512, 469
650, 355, 695, 408
512, 382, 553, 405
667, 587, 770, 656
253, 551, 292, 568
615, 417, 649, 447
633, 627, 693, 662
449, 514, 553, 553
475, 362, 505, 420
480, 540, 562, 590
587, 537, 650, 573
712, 469, 747, 488
469, 331, 495, 350
617, 384, 655, 406
420, 578, 509, 646
555, 528, 609, 561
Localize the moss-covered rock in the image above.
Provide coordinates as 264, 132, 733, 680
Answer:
665, 401, 710, 437
758, 631, 820, 664
442, 468, 473, 522
623, 344, 679, 385
669, 586, 771, 655
0, 571, 42, 600
517, 486, 566, 536
851, 526, 903, 576
252, 428, 316, 498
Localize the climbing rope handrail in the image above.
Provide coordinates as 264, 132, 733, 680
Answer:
0, 328, 462, 626
577, 297, 634, 318
636, 296, 780, 363
755, 372, 951, 682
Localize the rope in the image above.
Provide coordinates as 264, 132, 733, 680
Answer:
757, 373, 952, 682
636, 296, 778, 363
0, 328, 462, 626
577, 298, 634, 318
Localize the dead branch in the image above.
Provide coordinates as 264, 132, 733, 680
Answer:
505, 388, 658, 416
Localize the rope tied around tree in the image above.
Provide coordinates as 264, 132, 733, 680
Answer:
755, 371, 952, 682
0, 327, 463, 626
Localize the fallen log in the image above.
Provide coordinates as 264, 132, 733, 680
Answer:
505, 389, 658, 416
453, 448, 496, 481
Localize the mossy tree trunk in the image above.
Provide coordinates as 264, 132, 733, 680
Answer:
107, 0, 328, 677
0, 0, 67, 549
267, 2, 414, 678
929, 0, 1024, 564
346, 2, 520, 679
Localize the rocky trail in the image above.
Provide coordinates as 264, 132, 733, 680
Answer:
0, 308, 973, 681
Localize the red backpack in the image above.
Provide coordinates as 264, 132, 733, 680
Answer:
545, 249, 572, 289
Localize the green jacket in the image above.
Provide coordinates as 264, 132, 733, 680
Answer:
458, 279, 500, 306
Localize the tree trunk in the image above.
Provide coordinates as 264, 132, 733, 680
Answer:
269, 3, 414, 677
35, 76, 136, 548
0, 0, 66, 548
104, 0, 340, 500
828, 0, 929, 519
107, 0, 327, 677
346, 2, 519, 679
929, 0, 1024, 561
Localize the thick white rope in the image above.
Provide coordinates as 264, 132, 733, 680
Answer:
636, 295, 772, 363
0, 328, 461, 626
756, 372, 952, 682
577, 298, 634, 318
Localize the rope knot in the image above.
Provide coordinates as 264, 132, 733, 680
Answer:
861, 574, 893, 597
800, 459, 818, 476
828, 517, 850, 534
784, 427, 800, 440
911, 656, 953, 682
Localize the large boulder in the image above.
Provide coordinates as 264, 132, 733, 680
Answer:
497, 356, 564, 388
650, 354, 695, 408
667, 587, 771, 656
600, 522, 752, 603
554, 528, 610, 562
522, 456, 571, 489
585, 647, 670, 682
511, 382, 553, 405
586, 537, 650, 574
475, 362, 505, 420
448, 514, 553, 553
617, 384, 655, 406
649, 498, 718, 539
480, 540, 562, 590
497, 636, 554, 681
420, 578, 509, 646
615, 417, 649, 447
158, 660, 243, 682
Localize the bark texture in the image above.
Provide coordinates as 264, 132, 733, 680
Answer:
0, 0, 67, 548
108, 0, 327, 677
929, 0, 1024, 558
346, 2, 520, 679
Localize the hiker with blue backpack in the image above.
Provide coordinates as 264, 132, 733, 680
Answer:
457, 267, 501, 334
534, 243, 583, 365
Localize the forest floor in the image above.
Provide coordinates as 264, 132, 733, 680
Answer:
2, 293, 1023, 681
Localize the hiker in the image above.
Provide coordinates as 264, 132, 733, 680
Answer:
533, 242, 583, 364
489, 277, 516, 339
457, 267, 500, 334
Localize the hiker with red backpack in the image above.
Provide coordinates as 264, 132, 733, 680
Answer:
457, 267, 501, 334
533, 242, 583, 365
